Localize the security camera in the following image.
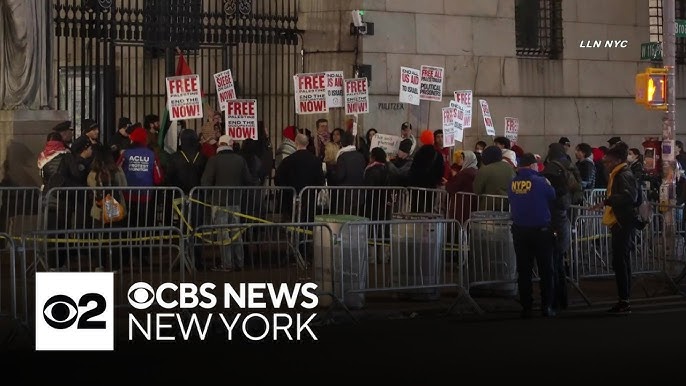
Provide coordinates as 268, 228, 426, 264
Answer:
351, 10, 364, 27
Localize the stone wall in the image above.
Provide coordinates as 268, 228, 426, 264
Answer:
299, 0, 673, 156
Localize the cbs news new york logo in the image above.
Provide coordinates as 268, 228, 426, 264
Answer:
35, 272, 114, 351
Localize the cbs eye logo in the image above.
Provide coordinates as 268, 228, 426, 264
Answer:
127, 282, 155, 310
43, 293, 107, 330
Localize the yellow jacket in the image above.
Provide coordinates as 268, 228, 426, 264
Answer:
602, 163, 626, 227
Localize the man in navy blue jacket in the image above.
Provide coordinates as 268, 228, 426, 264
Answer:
508, 153, 557, 318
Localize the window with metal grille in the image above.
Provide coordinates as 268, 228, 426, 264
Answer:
143, 0, 203, 55
515, 0, 563, 59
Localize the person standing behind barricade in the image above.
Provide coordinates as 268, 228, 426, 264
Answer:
358, 128, 377, 164
508, 153, 557, 319
274, 133, 325, 264
407, 130, 445, 213
167, 129, 207, 270
590, 146, 639, 314
256, 121, 274, 186
200, 123, 221, 159
43, 136, 93, 271
473, 146, 515, 211
542, 142, 580, 312
574, 143, 596, 191
400, 122, 418, 155
314, 118, 331, 162
474, 141, 487, 169
328, 132, 366, 215
87, 147, 128, 271
118, 125, 164, 268
364, 147, 392, 263
201, 135, 257, 272
446, 150, 478, 224
38, 132, 70, 192
433, 130, 452, 185
109, 117, 132, 160
274, 125, 297, 170
388, 138, 414, 187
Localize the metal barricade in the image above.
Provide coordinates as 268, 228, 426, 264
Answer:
402, 187, 449, 216
463, 213, 517, 297
21, 226, 185, 325
334, 219, 482, 314
0, 187, 42, 243
297, 186, 406, 223
189, 222, 349, 312
446, 192, 479, 224
475, 194, 510, 213
0, 232, 19, 322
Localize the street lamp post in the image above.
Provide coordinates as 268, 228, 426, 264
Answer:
662, 0, 678, 270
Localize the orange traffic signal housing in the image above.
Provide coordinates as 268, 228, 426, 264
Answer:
635, 67, 668, 110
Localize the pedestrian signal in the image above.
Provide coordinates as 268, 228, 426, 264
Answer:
635, 67, 668, 110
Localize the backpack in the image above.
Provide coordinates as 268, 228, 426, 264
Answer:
551, 160, 583, 204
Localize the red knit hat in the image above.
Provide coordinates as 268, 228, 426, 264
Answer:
129, 127, 148, 145
419, 130, 434, 146
283, 126, 296, 141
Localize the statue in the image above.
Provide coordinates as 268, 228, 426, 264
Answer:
0, 0, 50, 110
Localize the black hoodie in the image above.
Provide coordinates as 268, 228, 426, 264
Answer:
165, 129, 207, 194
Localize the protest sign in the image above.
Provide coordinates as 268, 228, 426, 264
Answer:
344, 78, 369, 115
504, 117, 519, 144
454, 90, 473, 128
166, 74, 203, 121
293, 73, 328, 114
370, 134, 402, 157
442, 105, 465, 147
479, 99, 496, 136
399, 67, 421, 105
420, 65, 444, 102
325, 71, 344, 108
225, 99, 258, 141
213, 69, 236, 110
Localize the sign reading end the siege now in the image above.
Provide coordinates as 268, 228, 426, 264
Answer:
166, 74, 204, 121
225, 99, 258, 141
294, 73, 328, 115
214, 69, 237, 111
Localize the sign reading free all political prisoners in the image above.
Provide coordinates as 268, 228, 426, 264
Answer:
166, 74, 204, 120
420, 65, 444, 102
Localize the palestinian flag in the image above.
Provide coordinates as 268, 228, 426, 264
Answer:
159, 53, 208, 156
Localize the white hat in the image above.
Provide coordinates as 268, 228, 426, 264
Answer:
502, 149, 518, 167
218, 135, 232, 146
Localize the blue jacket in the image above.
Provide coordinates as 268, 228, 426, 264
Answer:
508, 168, 556, 228
119, 145, 163, 202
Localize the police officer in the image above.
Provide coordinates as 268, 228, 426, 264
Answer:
508, 153, 557, 318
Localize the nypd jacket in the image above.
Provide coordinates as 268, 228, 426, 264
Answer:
508, 168, 556, 228
117, 145, 163, 202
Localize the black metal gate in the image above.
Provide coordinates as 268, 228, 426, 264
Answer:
53, 0, 302, 147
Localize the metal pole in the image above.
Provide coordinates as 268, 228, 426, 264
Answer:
662, 0, 677, 268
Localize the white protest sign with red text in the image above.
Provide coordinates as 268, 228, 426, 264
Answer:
454, 90, 473, 128
344, 78, 369, 115
442, 107, 457, 148
504, 117, 519, 144
420, 65, 444, 102
213, 69, 236, 111
479, 99, 496, 137
166, 74, 203, 121
293, 73, 328, 114
324, 71, 344, 108
225, 99, 258, 141
399, 67, 421, 105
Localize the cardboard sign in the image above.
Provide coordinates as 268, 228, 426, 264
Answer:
324, 71, 344, 108
344, 78, 369, 115
454, 105, 465, 143
454, 90, 473, 128
479, 99, 495, 136
420, 65, 444, 102
442, 106, 465, 147
399, 67, 421, 105
166, 74, 203, 121
225, 99, 258, 141
504, 117, 519, 144
213, 69, 236, 111
293, 73, 328, 114
370, 134, 402, 157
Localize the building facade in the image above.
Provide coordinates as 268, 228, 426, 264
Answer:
299, 0, 686, 155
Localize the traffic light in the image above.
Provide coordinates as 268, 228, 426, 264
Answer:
635, 67, 668, 110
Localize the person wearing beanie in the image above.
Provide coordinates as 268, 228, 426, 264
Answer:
52, 120, 74, 147
419, 129, 434, 147
508, 152, 557, 318
408, 141, 445, 211
473, 145, 515, 209
502, 149, 518, 169
275, 125, 298, 169
73, 118, 102, 171
388, 138, 414, 186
